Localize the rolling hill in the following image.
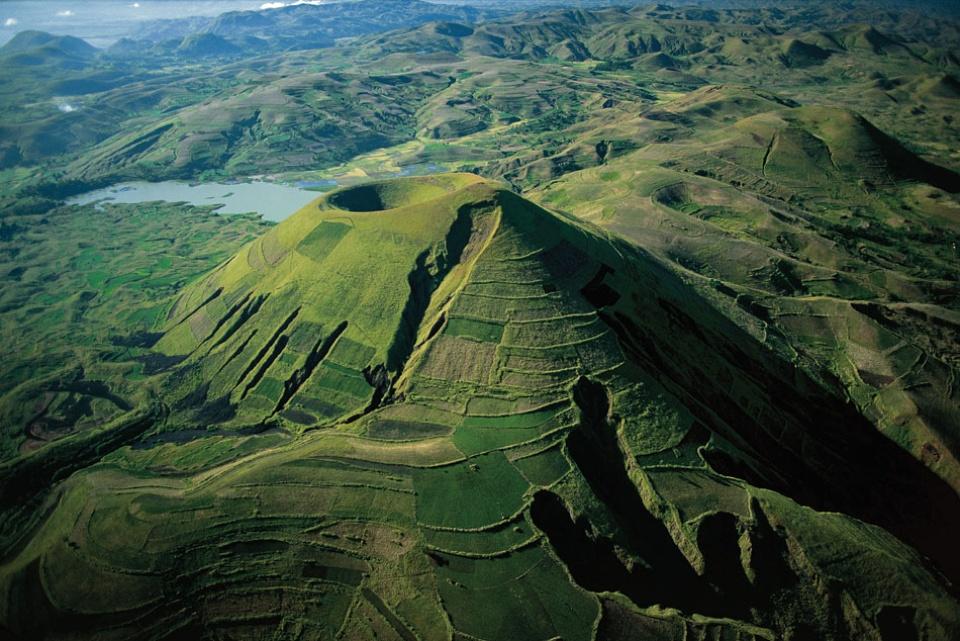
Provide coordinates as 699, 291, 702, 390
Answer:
66, 70, 451, 181
129, 0, 502, 53
355, 4, 949, 69
0, 30, 98, 67
3, 2, 958, 183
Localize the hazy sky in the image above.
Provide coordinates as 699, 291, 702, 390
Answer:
0, 1, 279, 46
0, 0, 521, 46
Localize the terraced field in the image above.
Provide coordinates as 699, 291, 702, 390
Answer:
1, 175, 958, 640
0, 200, 271, 460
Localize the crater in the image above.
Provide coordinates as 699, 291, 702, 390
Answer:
326, 175, 475, 212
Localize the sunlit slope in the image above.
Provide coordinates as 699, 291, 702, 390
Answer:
691, 104, 960, 194
2, 175, 959, 641
156, 173, 490, 428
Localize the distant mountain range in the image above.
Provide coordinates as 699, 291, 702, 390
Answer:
129, 0, 504, 50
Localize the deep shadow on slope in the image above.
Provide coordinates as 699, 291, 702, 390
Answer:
532, 376, 802, 623
386, 200, 483, 377
495, 190, 960, 592
580, 240, 960, 589
539, 377, 719, 613
857, 114, 960, 193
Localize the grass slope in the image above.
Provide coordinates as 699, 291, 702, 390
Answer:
1, 176, 958, 641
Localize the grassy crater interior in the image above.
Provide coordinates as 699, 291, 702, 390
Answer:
326, 175, 475, 212
328, 181, 446, 212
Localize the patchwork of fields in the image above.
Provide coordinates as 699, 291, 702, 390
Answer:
2, 175, 958, 640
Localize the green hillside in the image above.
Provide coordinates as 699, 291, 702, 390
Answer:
0, 30, 98, 64
1, 175, 958, 640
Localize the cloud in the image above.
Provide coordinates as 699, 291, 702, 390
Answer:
130, 2, 140, 7
57, 103, 77, 113
56, 10, 75, 17
260, 1, 331, 10
3, 18, 17, 27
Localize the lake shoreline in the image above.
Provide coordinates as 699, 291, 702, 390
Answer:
66, 179, 323, 222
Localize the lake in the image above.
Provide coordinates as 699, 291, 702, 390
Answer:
67, 180, 323, 222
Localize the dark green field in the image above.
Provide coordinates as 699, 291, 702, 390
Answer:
1, 1, 959, 640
